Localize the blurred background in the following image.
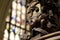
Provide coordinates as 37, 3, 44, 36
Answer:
0, 0, 60, 40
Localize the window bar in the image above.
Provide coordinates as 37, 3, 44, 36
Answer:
3, 10, 11, 40
9, 0, 17, 40
15, 0, 21, 40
